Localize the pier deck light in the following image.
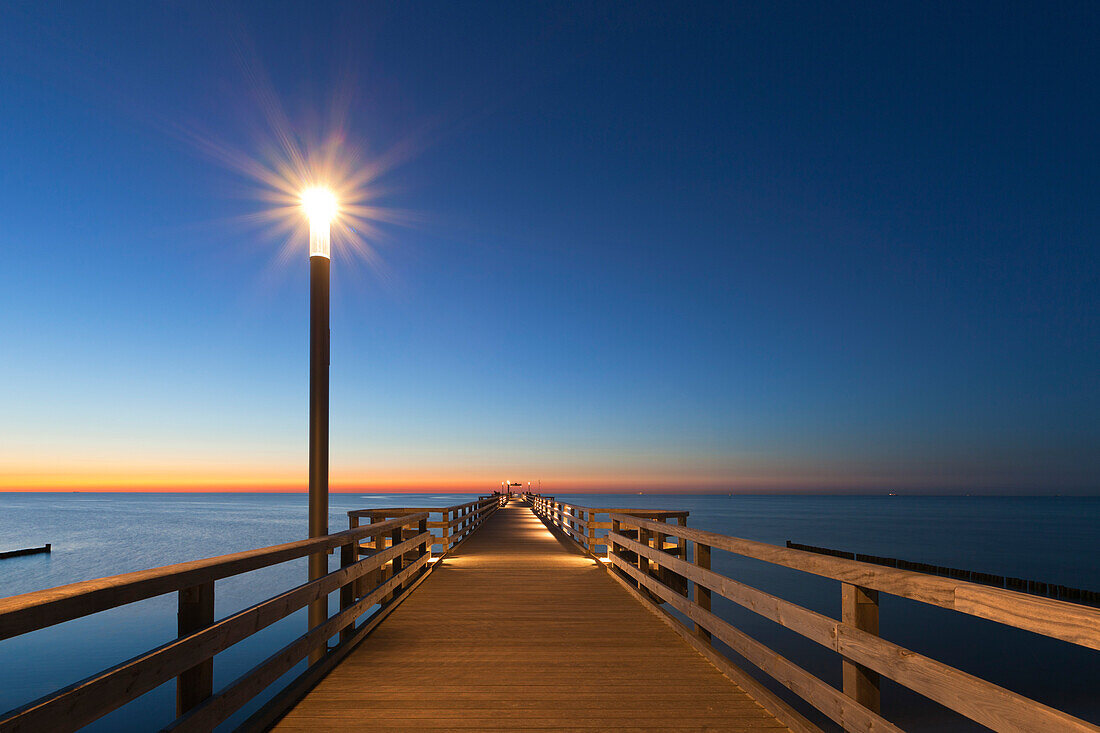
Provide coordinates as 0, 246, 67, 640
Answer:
302, 187, 337, 258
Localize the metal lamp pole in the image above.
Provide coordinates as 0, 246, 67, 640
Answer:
304, 188, 335, 664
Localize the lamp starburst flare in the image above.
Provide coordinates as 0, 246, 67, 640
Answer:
175, 114, 417, 276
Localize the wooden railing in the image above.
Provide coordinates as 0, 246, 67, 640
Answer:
348, 494, 506, 559
527, 495, 688, 559
582, 509, 1100, 733
0, 496, 503, 733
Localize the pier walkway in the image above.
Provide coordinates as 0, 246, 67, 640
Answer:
273, 501, 786, 731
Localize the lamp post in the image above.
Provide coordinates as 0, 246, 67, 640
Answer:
302, 187, 336, 663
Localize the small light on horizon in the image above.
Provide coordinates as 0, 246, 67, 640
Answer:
301, 187, 338, 258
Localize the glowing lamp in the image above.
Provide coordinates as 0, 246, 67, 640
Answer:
301, 187, 337, 258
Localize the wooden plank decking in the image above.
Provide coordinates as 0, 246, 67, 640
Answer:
273, 501, 788, 732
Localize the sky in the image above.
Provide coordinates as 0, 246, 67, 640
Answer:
0, 1, 1097, 493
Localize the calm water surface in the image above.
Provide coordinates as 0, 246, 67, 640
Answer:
1, 493, 1097, 731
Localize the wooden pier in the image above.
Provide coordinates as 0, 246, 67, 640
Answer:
1, 494, 1098, 733
274, 502, 783, 732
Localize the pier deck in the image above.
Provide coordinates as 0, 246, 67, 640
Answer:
273, 502, 787, 732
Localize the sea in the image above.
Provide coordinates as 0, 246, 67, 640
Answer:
1, 492, 1097, 731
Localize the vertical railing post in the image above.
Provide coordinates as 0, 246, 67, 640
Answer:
655, 525, 667, 576
586, 509, 596, 556
349, 514, 360, 564
442, 508, 451, 555
373, 515, 387, 598
339, 539, 356, 643
388, 524, 404, 604
637, 524, 650, 579
610, 517, 621, 567
693, 541, 712, 642
676, 516, 687, 562
569, 505, 577, 542
349, 514, 362, 598
842, 583, 881, 713
419, 517, 429, 576
176, 581, 214, 716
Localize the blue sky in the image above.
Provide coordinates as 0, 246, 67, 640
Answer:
1, 1, 1097, 492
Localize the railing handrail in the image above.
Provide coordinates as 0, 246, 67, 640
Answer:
526, 494, 1099, 732
0, 512, 425, 641
0, 496, 506, 733
526, 494, 690, 577
0, 530, 431, 733
604, 520, 1099, 733
346, 496, 506, 557
610, 512, 1100, 652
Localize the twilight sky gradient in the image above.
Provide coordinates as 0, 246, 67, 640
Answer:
1, 2, 1097, 493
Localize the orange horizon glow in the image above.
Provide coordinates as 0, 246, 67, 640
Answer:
1, 448, 1043, 494
0, 475, 740, 493
0, 469, 1020, 494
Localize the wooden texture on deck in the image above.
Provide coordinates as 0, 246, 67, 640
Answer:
273, 502, 788, 732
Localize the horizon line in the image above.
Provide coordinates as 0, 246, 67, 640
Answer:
2, 487, 1097, 496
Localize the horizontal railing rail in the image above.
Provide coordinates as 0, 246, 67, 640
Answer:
0, 496, 504, 733
595, 510, 1100, 733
